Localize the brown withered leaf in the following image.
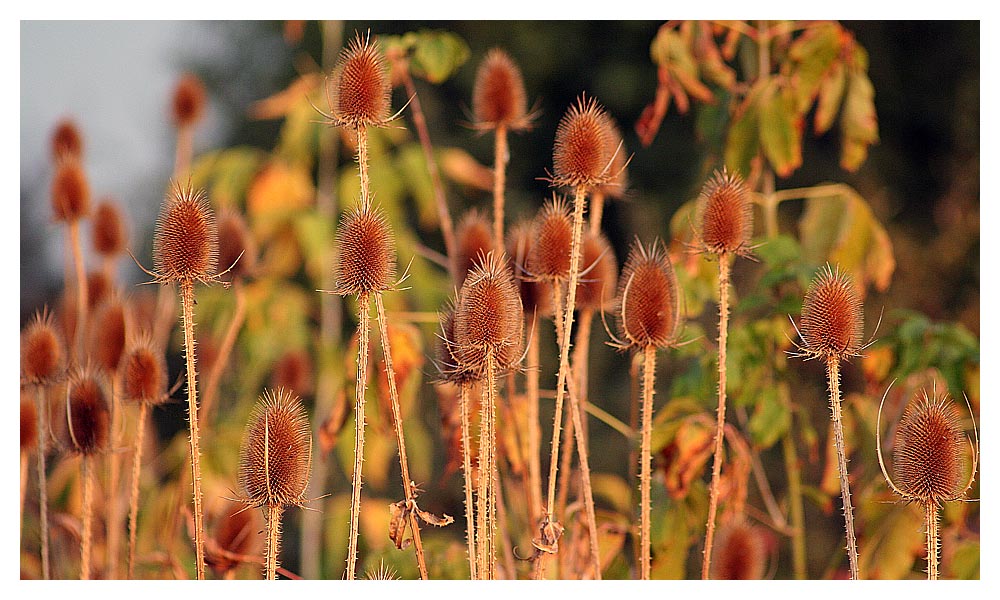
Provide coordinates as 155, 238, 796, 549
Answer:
317, 390, 349, 455
416, 507, 454, 527
532, 518, 564, 555
439, 148, 494, 192
388, 500, 411, 550
248, 73, 320, 120
660, 415, 714, 499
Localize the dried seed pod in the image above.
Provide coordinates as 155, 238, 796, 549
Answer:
893, 389, 969, 504
21, 309, 64, 386
455, 209, 494, 287
21, 393, 38, 453
238, 389, 312, 509
505, 220, 552, 317
121, 337, 167, 405
552, 94, 612, 189
697, 169, 753, 256
333, 202, 395, 296
575, 231, 618, 312
595, 115, 628, 199
64, 369, 110, 455
270, 349, 314, 397
711, 521, 767, 580
91, 199, 127, 258
472, 48, 531, 131
454, 252, 524, 377
217, 209, 257, 283
51, 159, 90, 223
89, 298, 126, 375
616, 239, 682, 350
86, 270, 111, 313
172, 73, 207, 128
51, 118, 83, 161
799, 265, 864, 359
330, 32, 392, 129
152, 183, 219, 284
529, 196, 574, 281
436, 302, 478, 385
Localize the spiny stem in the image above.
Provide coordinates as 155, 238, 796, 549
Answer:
265, 505, 284, 581
525, 321, 543, 529
782, 413, 808, 579
201, 279, 247, 423
180, 279, 206, 580
107, 380, 124, 579
492, 124, 509, 254
482, 351, 500, 579
80, 455, 94, 580
826, 355, 860, 580
35, 386, 51, 580
345, 292, 371, 580
459, 383, 478, 579
543, 282, 568, 521
703, 255, 732, 579
563, 344, 602, 579
127, 402, 150, 579
925, 501, 939, 580
373, 293, 429, 580
68, 221, 88, 359
356, 126, 370, 208
476, 373, 489, 579
639, 344, 656, 580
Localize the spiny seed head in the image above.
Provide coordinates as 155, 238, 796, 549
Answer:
91, 199, 127, 258
697, 169, 753, 256
86, 270, 111, 313
456, 209, 494, 287
271, 349, 314, 397
333, 202, 395, 296
436, 302, 478, 385
800, 264, 864, 359
529, 196, 574, 281
552, 94, 612, 189
711, 521, 767, 580
21, 309, 64, 385
217, 209, 256, 283
172, 73, 207, 128
454, 252, 524, 377
238, 388, 312, 509
616, 239, 682, 350
51, 118, 83, 161
21, 393, 38, 453
893, 389, 969, 505
51, 158, 90, 223
595, 114, 628, 199
121, 337, 167, 405
89, 298, 127, 374
472, 48, 531, 131
505, 220, 552, 317
575, 231, 618, 312
152, 182, 219, 284
330, 32, 392, 129
64, 369, 110, 455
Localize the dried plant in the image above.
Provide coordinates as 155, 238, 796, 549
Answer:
455, 209, 495, 287
91, 199, 128, 281
711, 520, 767, 580
51, 117, 83, 162
51, 157, 91, 358
171, 73, 206, 177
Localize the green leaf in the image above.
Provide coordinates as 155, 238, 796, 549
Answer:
408, 30, 470, 84
814, 60, 847, 135
748, 387, 791, 449
759, 78, 803, 178
948, 540, 980, 579
784, 22, 843, 114
839, 69, 879, 172
724, 81, 762, 176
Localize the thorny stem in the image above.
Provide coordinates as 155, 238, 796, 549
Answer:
373, 293, 429, 580
345, 292, 370, 580
201, 280, 247, 423
107, 381, 124, 579
564, 346, 602, 578
459, 383, 478, 579
640, 344, 657, 580
483, 351, 500, 579
356, 127, 370, 208
68, 221, 88, 359
476, 371, 489, 579
180, 279, 207, 580
702, 255, 732, 579
925, 501, 939, 580
265, 505, 284, 581
493, 124, 509, 254
35, 386, 51, 579
526, 321, 543, 529
127, 402, 150, 579
81, 455, 94, 580
826, 355, 860, 580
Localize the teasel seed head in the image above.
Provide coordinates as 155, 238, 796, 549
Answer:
472, 48, 532, 132
51, 118, 83, 162
575, 231, 618, 312
63, 368, 110, 455
595, 114, 629, 199
455, 209, 494, 287
172, 73, 207, 128
711, 520, 767, 580
329, 31, 392, 130
89, 297, 127, 375
615, 239, 682, 351
121, 335, 167, 405
893, 389, 969, 505
436, 301, 478, 385
152, 181, 219, 284
505, 220, 552, 317
551, 94, 612, 189
217, 208, 257, 284
799, 264, 864, 360
270, 348, 314, 398
697, 169, 753, 256
21, 309, 64, 386
21, 392, 38, 453
238, 388, 313, 509
51, 158, 90, 223
91, 199, 127, 258
454, 251, 524, 377
529, 196, 574, 281
86, 270, 111, 313
333, 202, 396, 296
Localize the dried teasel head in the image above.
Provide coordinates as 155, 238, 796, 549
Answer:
505, 220, 552, 317
551, 94, 612, 189
798, 264, 864, 360
172, 73, 207, 129
121, 335, 167, 405
529, 196, 574, 282
711, 520, 767, 580
328, 31, 392, 130
91, 199, 128, 258
332, 202, 396, 296
217, 209, 257, 284
575, 231, 618, 312
63, 368, 110, 455
696, 169, 753, 257
21, 309, 64, 386
51, 118, 83, 162
88, 297, 127, 375
51, 158, 90, 223
86, 270, 111, 313
21, 391, 38, 453
455, 209, 494, 287
454, 252, 524, 377
472, 48, 532, 132
238, 388, 313, 509
435, 301, 478, 385
594, 114, 628, 199
614, 239, 682, 351
152, 182, 219, 284
270, 348, 314, 398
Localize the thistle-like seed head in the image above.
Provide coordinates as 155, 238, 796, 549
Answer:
333, 202, 395, 296
551, 94, 612, 189
697, 169, 753, 256
454, 252, 524, 377
595, 114, 628, 199
238, 388, 312, 509
172, 73, 207, 128
21, 309, 64, 386
217, 209, 257, 283
455, 209, 494, 287
505, 220, 552, 317
616, 239, 682, 350
472, 48, 531, 131
51, 158, 90, 223
575, 231, 618, 312
711, 520, 767, 580
63, 368, 110, 455
329, 31, 392, 130
91, 199, 127, 258
893, 389, 969, 505
270, 349, 314, 397
436, 301, 479, 385
21, 392, 38, 453
89, 297, 126, 375
86, 270, 111, 313
51, 118, 83, 161
121, 336, 167, 405
529, 196, 574, 281
152, 182, 219, 284
799, 264, 864, 360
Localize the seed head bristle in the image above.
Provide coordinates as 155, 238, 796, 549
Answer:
456, 209, 495, 287
21, 309, 64, 386
595, 115, 628, 199
364, 560, 399, 580
436, 301, 478, 385
330, 31, 392, 129
575, 231, 618, 312
89, 297, 127, 375
121, 336, 167, 405
552, 94, 612, 189
529, 196, 574, 281
893, 389, 969, 505
51, 118, 83, 162
270, 349, 314, 397
207, 501, 263, 576
697, 169, 753, 256
91, 199, 128, 258
333, 202, 396, 296
454, 251, 524, 377
152, 182, 219, 284
172, 73, 207, 128
51, 158, 90, 223
472, 48, 531, 131
616, 239, 682, 350
21, 392, 38, 453
800, 265, 864, 359
217, 209, 257, 283
505, 220, 553, 317
711, 520, 767, 580
238, 389, 313, 509
63, 368, 110, 455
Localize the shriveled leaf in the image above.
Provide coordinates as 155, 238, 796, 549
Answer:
416, 507, 454, 527
815, 60, 847, 135
839, 68, 879, 172
439, 146, 493, 192
759, 78, 803, 178
387, 500, 410, 550
660, 415, 714, 499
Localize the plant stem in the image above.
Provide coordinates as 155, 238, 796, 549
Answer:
81, 455, 93, 580
68, 221, 88, 359
107, 381, 123, 579
459, 382, 478, 580
925, 501, 939, 580
639, 344, 656, 580
174, 124, 194, 179
525, 320, 543, 529
492, 124, 509, 254
35, 386, 51, 580
782, 413, 808, 579
345, 292, 370, 580
264, 505, 284, 580
356, 127, 370, 208
588, 190, 606, 236
826, 355, 860, 580
373, 293, 429, 580
201, 279, 246, 423
127, 402, 150, 579
483, 351, 499, 579
563, 350, 602, 579
179, 279, 207, 580
702, 255, 732, 579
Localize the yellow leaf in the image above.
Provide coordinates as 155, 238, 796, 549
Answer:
246, 160, 314, 240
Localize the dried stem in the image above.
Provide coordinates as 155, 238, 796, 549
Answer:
459, 382, 478, 579
68, 220, 88, 359
525, 320, 543, 529
35, 386, 51, 579
826, 355, 860, 579
588, 190, 605, 237
356, 127, 370, 207
492, 124, 509, 254
107, 381, 124, 579
265, 505, 284, 580
345, 292, 371, 580
201, 279, 247, 422
373, 293, 429, 580
563, 346, 602, 578
479, 351, 499, 579
639, 344, 656, 580
80, 455, 94, 580
542, 282, 568, 525
174, 124, 194, 179
925, 501, 939, 580
783, 409, 808, 579
179, 279, 207, 580
20, 450, 27, 541
127, 402, 150, 579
